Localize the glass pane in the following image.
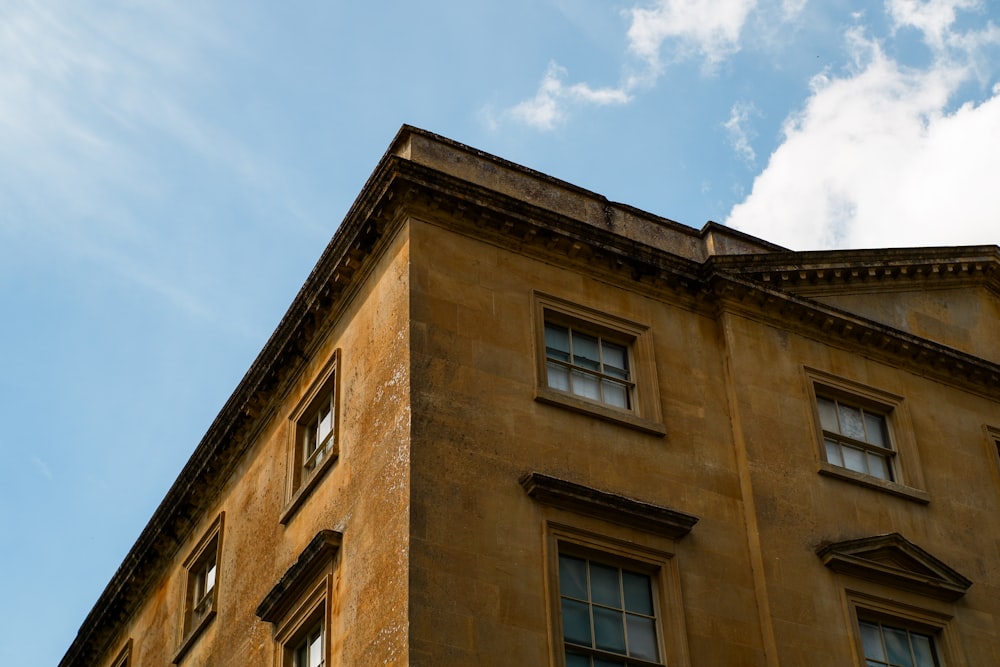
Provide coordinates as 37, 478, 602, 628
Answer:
884, 626, 914, 667
864, 412, 887, 447
911, 634, 936, 667
817, 397, 839, 432
572, 370, 601, 401
626, 614, 659, 660
867, 452, 891, 480
602, 342, 628, 376
602, 380, 628, 409
573, 332, 601, 370
565, 652, 591, 667
839, 403, 866, 440
559, 555, 588, 600
561, 599, 592, 646
589, 563, 621, 608
309, 628, 323, 667
842, 446, 867, 474
547, 362, 570, 392
593, 607, 626, 653
860, 621, 885, 659
318, 402, 333, 441
825, 440, 843, 466
622, 571, 653, 615
594, 659, 626, 667
204, 562, 216, 593
545, 323, 570, 360
294, 643, 307, 667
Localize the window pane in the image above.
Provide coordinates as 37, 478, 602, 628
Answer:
860, 621, 886, 660
565, 652, 591, 667
573, 332, 601, 371
601, 380, 628, 409
825, 440, 843, 466
817, 397, 839, 432
205, 562, 216, 593
317, 402, 333, 442
547, 362, 570, 392
622, 571, 653, 615
545, 324, 570, 360
561, 599, 592, 646
864, 412, 887, 447
626, 614, 659, 660
911, 634, 936, 667
602, 342, 628, 376
559, 555, 588, 600
572, 370, 601, 401
867, 452, 891, 480
589, 563, 621, 608
884, 626, 915, 667
594, 659, 626, 667
593, 607, 626, 653
842, 446, 867, 474
573, 331, 601, 371
839, 404, 866, 440
309, 628, 323, 667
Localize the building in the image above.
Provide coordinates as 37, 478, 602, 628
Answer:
61, 126, 1000, 667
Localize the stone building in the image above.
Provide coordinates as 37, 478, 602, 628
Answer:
61, 126, 1000, 667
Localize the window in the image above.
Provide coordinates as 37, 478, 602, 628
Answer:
174, 513, 224, 663
534, 293, 664, 436
817, 395, 894, 481
257, 530, 341, 667
291, 619, 324, 667
109, 639, 132, 667
545, 322, 632, 410
859, 620, 939, 667
559, 553, 661, 666
806, 369, 927, 503
283, 351, 341, 522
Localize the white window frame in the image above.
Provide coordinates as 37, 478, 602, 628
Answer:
534, 293, 664, 436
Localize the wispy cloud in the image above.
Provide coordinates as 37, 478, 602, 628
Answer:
500, 0, 795, 131
723, 101, 760, 166
727, 1, 1000, 249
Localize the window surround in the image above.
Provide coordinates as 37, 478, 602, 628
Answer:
109, 639, 132, 667
843, 590, 966, 667
985, 425, 1000, 489
257, 530, 342, 667
545, 523, 689, 667
805, 368, 928, 504
174, 512, 224, 664
282, 350, 342, 524
533, 292, 664, 436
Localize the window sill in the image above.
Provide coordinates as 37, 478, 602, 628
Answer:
818, 463, 929, 504
535, 387, 666, 437
172, 607, 215, 664
280, 448, 339, 525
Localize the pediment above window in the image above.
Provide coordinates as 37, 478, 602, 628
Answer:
816, 533, 972, 601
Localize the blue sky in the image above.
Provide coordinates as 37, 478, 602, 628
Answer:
2, 1, 998, 664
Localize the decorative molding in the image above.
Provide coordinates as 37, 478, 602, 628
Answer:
256, 530, 343, 624
816, 533, 972, 601
520, 472, 698, 539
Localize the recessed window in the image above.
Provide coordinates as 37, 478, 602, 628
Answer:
817, 395, 894, 481
534, 294, 664, 436
110, 640, 132, 667
559, 553, 661, 666
283, 351, 341, 523
545, 323, 632, 410
174, 513, 224, 663
291, 619, 324, 667
807, 369, 928, 503
859, 620, 939, 667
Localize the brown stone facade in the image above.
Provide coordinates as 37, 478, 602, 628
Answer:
62, 127, 1000, 667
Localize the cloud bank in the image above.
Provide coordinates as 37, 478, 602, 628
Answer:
728, 2, 1000, 249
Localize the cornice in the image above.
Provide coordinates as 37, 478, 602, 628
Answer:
710, 247, 1000, 297
707, 271, 1000, 399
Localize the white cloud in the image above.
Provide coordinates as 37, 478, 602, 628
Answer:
507, 62, 631, 131
727, 14, 1000, 250
723, 101, 760, 165
626, 0, 758, 73
887, 0, 981, 51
